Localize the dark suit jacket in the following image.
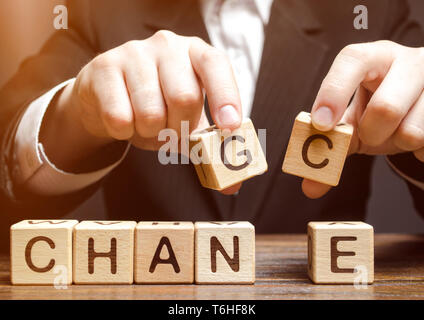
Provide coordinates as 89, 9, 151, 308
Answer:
1, 0, 424, 253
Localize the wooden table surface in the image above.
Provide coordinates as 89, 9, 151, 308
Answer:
1, 234, 424, 300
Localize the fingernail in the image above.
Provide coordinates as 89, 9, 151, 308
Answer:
312, 106, 334, 130
218, 105, 240, 128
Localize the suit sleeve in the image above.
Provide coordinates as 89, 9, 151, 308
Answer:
385, 0, 424, 217
0, 0, 104, 219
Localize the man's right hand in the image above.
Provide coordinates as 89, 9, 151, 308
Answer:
40, 31, 243, 193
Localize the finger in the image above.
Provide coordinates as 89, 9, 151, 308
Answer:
341, 86, 372, 155
393, 92, 424, 151
414, 148, 424, 162
359, 56, 424, 146
123, 42, 167, 138
220, 182, 242, 195
89, 58, 134, 140
189, 38, 242, 130
311, 42, 395, 131
158, 39, 204, 136
301, 178, 332, 199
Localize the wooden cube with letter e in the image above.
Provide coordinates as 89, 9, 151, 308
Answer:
10, 220, 78, 285
134, 222, 194, 284
282, 111, 353, 186
73, 221, 136, 284
194, 221, 255, 284
189, 118, 267, 190
307, 221, 374, 284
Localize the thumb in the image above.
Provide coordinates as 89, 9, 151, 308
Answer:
301, 178, 332, 199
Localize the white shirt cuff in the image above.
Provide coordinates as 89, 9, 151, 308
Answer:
14, 79, 130, 196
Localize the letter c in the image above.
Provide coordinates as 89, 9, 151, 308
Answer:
302, 134, 333, 169
25, 236, 56, 273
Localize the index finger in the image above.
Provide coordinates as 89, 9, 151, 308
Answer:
311, 41, 395, 131
189, 38, 242, 130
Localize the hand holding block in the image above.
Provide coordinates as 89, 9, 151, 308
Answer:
73, 221, 136, 284
10, 220, 78, 285
135, 222, 194, 284
190, 118, 267, 190
282, 112, 353, 186
307, 221, 374, 284
195, 222, 255, 284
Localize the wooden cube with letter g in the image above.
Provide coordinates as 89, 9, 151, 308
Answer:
307, 221, 374, 284
189, 118, 267, 190
282, 111, 353, 186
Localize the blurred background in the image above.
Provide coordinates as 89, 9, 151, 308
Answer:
1, 0, 424, 232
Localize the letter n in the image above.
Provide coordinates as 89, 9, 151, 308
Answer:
210, 236, 239, 272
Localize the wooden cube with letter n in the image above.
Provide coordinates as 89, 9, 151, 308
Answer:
134, 222, 194, 283
307, 221, 374, 284
73, 221, 136, 284
282, 112, 353, 186
194, 222, 255, 284
10, 220, 78, 285
190, 118, 267, 190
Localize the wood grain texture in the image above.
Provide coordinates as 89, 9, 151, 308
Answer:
2, 234, 424, 300
189, 118, 268, 190
282, 112, 353, 186
73, 221, 136, 284
308, 222, 374, 284
134, 222, 194, 284
10, 220, 78, 285
194, 222, 255, 284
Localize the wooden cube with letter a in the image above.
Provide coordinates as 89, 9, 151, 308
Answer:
282, 111, 353, 186
10, 219, 78, 285
135, 222, 194, 284
307, 221, 374, 284
73, 221, 136, 284
190, 118, 267, 190
194, 221, 255, 284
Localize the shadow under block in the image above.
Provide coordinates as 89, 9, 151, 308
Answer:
10, 220, 78, 285
135, 222, 194, 284
194, 222, 255, 284
73, 221, 136, 284
307, 221, 374, 284
189, 118, 268, 190
282, 112, 353, 186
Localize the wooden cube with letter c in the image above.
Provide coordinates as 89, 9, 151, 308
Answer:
307, 221, 374, 284
194, 221, 255, 284
282, 111, 353, 186
189, 118, 268, 190
10, 219, 78, 285
73, 221, 136, 284
134, 222, 194, 284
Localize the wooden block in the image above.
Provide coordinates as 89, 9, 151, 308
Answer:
73, 221, 136, 284
195, 222, 255, 284
307, 221, 374, 284
10, 219, 78, 285
190, 118, 267, 190
134, 222, 194, 284
282, 111, 353, 186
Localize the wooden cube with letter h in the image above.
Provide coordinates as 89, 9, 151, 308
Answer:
195, 221, 255, 284
282, 112, 353, 186
10, 220, 78, 285
307, 221, 374, 284
135, 222, 194, 284
73, 221, 136, 284
190, 118, 267, 190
